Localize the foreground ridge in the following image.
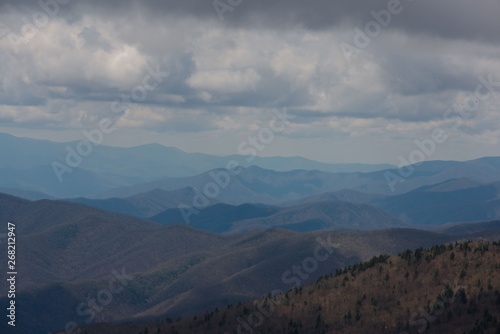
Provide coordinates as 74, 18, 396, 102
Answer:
80, 240, 500, 334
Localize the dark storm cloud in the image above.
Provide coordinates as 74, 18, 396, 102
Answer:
2, 0, 498, 42
378, 54, 478, 96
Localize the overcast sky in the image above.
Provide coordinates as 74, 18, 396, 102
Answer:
0, 0, 499, 164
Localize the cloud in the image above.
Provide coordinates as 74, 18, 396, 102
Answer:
187, 68, 261, 93
3, 0, 499, 42
0, 0, 499, 162
18, 0, 498, 44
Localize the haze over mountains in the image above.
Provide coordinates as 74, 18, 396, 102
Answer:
64, 176, 500, 233
93, 157, 500, 201
2, 133, 500, 210
0, 133, 393, 198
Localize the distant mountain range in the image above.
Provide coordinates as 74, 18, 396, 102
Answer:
65, 176, 500, 230
0, 132, 393, 198
94, 158, 500, 201
66, 187, 209, 218
373, 179, 500, 226
2, 133, 500, 202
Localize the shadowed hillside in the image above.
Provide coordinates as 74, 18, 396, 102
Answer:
80, 240, 500, 334
67, 187, 211, 218
151, 202, 280, 232
231, 200, 406, 232
151, 200, 404, 233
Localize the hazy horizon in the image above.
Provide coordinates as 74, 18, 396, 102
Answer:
2, 131, 500, 167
